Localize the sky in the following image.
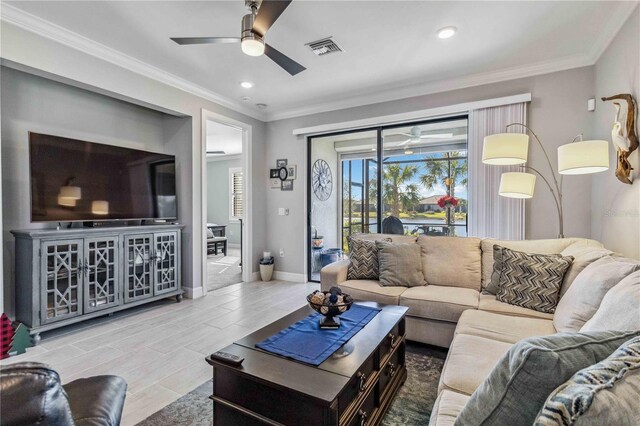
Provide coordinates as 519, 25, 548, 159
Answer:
343, 153, 468, 202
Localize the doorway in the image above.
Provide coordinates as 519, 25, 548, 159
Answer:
204, 120, 245, 291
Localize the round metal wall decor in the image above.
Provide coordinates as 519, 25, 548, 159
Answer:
312, 159, 332, 201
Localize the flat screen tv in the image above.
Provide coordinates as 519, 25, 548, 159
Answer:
30, 132, 177, 222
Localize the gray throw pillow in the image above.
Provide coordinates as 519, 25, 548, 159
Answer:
534, 336, 640, 426
375, 240, 425, 287
581, 270, 640, 332
454, 330, 640, 426
495, 246, 573, 313
484, 244, 506, 295
346, 237, 390, 280
554, 256, 640, 332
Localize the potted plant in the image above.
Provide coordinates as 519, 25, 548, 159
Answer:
437, 195, 459, 210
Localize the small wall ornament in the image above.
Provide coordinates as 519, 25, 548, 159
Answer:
602, 94, 638, 184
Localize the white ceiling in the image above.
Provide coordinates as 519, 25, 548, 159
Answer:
206, 120, 243, 158
4, 1, 637, 121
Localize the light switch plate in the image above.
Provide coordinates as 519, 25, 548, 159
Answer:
278, 208, 285, 216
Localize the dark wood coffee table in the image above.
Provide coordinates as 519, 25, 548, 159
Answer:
206, 302, 408, 426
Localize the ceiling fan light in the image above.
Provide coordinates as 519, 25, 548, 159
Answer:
241, 38, 265, 56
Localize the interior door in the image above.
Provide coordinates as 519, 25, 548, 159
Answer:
84, 236, 120, 313
153, 231, 179, 295
123, 234, 153, 302
40, 239, 84, 324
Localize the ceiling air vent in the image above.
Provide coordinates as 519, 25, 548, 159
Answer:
306, 37, 343, 56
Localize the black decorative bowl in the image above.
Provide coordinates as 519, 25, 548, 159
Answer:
307, 289, 354, 329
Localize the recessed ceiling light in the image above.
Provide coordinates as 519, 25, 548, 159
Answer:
240, 81, 254, 89
437, 26, 457, 39
241, 96, 251, 101
256, 103, 268, 109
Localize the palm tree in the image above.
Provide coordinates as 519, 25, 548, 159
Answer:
382, 164, 420, 217
420, 152, 468, 234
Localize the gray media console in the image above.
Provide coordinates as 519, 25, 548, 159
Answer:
11, 224, 184, 343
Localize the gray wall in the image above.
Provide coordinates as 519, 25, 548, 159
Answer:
0, 67, 191, 316
310, 140, 339, 250
1, 20, 267, 308
265, 66, 597, 275
207, 157, 242, 245
591, 6, 640, 259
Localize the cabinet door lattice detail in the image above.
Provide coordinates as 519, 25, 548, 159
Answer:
124, 235, 153, 302
41, 240, 83, 324
84, 237, 119, 313
154, 232, 178, 295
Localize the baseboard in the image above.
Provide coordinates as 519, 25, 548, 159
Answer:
273, 271, 307, 283
183, 286, 204, 299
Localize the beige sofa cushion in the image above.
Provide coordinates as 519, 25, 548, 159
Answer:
554, 256, 640, 332
478, 293, 553, 320
455, 310, 556, 344
336, 279, 406, 305
400, 286, 479, 322
439, 333, 512, 395
428, 390, 470, 426
581, 270, 640, 332
418, 236, 482, 290
480, 238, 602, 289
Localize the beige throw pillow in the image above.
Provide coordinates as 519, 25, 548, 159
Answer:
580, 270, 640, 332
375, 241, 425, 287
554, 256, 640, 333
559, 246, 613, 298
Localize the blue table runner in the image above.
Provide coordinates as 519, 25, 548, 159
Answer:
255, 304, 381, 366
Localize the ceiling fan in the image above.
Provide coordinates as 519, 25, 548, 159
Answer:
398, 126, 454, 146
171, 0, 305, 76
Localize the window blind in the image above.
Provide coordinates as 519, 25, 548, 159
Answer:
231, 169, 243, 219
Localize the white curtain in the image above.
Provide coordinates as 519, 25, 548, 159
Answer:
468, 103, 527, 240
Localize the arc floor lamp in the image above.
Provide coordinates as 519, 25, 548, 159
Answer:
483, 123, 609, 238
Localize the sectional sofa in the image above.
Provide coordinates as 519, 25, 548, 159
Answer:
321, 233, 639, 425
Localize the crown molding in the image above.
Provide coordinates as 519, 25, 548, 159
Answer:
266, 54, 593, 121
0, 3, 268, 121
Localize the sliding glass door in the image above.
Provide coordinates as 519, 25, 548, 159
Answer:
307, 116, 468, 282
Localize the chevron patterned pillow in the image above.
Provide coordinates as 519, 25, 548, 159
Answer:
495, 246, 574, 314
346, 236, 391, 280
534, 336, 640, 426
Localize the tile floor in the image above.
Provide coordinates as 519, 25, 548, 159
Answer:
1, 280, 319, 425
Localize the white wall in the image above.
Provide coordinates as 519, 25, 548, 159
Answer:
0, 21, 266, 308
207, 157, 242, 245
310, 140, 339, 250
265, 66, 597, 275
591, 6, 640, 259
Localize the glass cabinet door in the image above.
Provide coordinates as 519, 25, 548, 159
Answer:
153, 232, 178, 295
40, 239, 84, 324
124, 234, 153, 303
84, 236, 120, 313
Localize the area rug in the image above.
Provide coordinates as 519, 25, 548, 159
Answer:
137, 342, 447, 426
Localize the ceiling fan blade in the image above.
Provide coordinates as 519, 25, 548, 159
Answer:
264, 44, 305, 76
398, 138, 411, 146
252, 0, 293, 37
171, 37, 240, 45
420, 133, 454, 139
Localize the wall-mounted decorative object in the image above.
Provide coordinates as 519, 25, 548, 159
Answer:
602, 94, 638, 185
281, 180, 293, 191
278, 167, 289, 181
271, 178, 281, 189
270, 169, 280, 179
287, 165, 297, 180
312, 159, 333, 201
276, 159, 288, 168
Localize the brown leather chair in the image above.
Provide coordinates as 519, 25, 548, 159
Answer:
0, 362, 127, 425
